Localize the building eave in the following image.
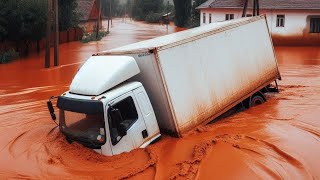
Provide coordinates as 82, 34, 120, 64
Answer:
196, 0, 320, 11
197, 7, 320, 11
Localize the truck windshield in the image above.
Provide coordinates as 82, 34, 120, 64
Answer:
60, 110, 106, 146
57, 96, 106, 149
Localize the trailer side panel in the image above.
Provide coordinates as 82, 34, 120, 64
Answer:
121, 53, 178, 135
156, 18, 280, 135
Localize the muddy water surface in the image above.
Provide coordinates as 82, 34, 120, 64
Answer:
0, 19, 320, 179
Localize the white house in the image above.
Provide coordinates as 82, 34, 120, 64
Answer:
197, 0, 320, 45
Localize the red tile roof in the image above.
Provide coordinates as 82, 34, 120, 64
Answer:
76, 0, 96, 21
197, 0, 320, 10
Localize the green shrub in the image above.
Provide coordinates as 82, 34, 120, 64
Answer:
145, 13, 162, 23
0, 49, 19, 64
81, 31, 109, 43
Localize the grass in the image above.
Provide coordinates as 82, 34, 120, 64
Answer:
0, 49, 19, 64
81, 30, 109, 43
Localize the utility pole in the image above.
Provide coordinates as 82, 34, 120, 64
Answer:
107, 1, 110, 32
242, 0, 260, 17
166, 0, 169, 31
107, 0, 110, 32
96, 0, 101, 39
242, 0, 248, 17
110, 0, 112, 26
131, 0, 134, 21
54, 0, 59, 66
253, 0, 256, 16
45, 0, 52, 68
256, 0, 260, 16
123, 6, 126, 22
252, 0, 260, 16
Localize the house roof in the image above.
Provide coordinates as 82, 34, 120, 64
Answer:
197, 0, 320, 10
76, 0, 96, 21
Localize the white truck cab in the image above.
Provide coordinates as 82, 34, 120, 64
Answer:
56, 56, 160, 156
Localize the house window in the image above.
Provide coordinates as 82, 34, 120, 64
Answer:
203, 13, 206, 23
276, 15, 285, 27
226, 14, 234, 20
209, 14, 212, 23
310, 17, 320, 33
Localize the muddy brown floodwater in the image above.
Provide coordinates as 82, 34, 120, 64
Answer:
0, 19, 320, 179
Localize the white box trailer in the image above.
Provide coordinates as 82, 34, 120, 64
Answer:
48, 15, 281, 156
95, 15, 281, 136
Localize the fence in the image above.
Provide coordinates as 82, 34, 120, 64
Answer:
0, 28, 83, 55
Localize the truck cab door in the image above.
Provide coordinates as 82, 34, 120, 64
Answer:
107, 91, 147, 155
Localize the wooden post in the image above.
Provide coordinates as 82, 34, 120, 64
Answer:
166, 1, 169, 30
123, 7, 126, 22
129, 0, 133, 20
256, 0, 260, 15
45, 0, 52, 68
107, 0, 110, 32
96, 0, 101, 39
110, 0, 112, 25
36, 40, 40, 53
74, 28, 77, 40
54, 0, 59, 66
67, 30, 70, 42
253, 0, 256, 16
242, 0, 248, 17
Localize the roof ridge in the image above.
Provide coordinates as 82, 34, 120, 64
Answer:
197, 0, 320, 10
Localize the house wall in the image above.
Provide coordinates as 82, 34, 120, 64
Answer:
200, 8, 320, 45
79, 0, 102, 33
79, 20, 99, 32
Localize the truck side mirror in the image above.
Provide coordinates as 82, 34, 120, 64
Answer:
47, 100, 56, 120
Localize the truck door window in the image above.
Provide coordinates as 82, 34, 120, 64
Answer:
109, 96, 138, 145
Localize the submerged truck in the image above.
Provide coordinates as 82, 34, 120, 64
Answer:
48, 15, 281, 156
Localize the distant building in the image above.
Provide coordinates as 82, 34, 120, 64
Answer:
76, 0, 102, 32
197, 0, 320, 45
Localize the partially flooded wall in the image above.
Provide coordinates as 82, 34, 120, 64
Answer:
200, 8, 320, 45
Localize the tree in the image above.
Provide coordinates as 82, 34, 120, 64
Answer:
173, 0, 192, 27
19, 0, 47, 53
2, 1, 21, 44
101, 0, 120, 18
0, 0, 80, 54
1, 0, 47, 54
126, 0, 133, 19
59, 0, 80, 31
190, 0, 207, 27
0, 2, 8, 42
132, 0, 164, 21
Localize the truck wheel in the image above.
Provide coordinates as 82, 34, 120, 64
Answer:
249, 94, 265, 107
